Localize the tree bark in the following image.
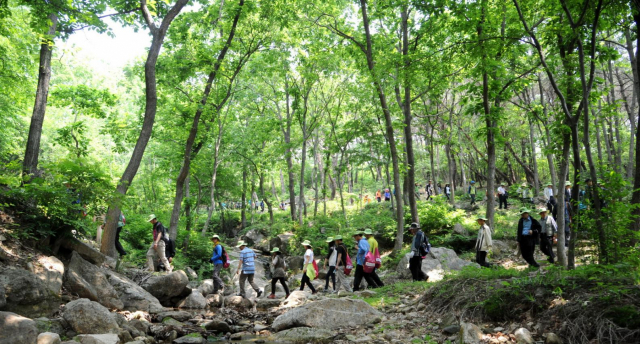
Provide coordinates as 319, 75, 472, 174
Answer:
101, 0, 188, 258
23, 13, 58, 178
241, 165, 247, 229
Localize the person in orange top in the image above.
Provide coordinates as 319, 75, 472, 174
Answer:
375, 190, 382, 202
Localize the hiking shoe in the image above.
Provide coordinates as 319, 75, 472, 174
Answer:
257, 290, 263, 298
267, 294, 276, 299
285, 293, 290, 299
312, 290, 318, 295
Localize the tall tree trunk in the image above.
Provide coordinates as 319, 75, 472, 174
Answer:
298, 120, 308, 226
23, 14, 58, 178
101, 0, 188, 258
241, 165, 247, 229
183, 176, 191, 250
555, 131, 571, 268
280, 169, 286, 195
529, 119, 540, 195
202, 131, 223, 235
627, 3, 640, 234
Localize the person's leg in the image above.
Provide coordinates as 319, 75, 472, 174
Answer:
247, 274, 260, 295
279, 278, 290, 295
363, 271, 378, 289
548, 236, 555, 262
324, 266, 332, 290
212, 263, 224, 293
370, 268, 384, 287
471, 194, 475, 205
335, 267, 352, 292
353, 265, 364, 291
270, 278, 277, 295
115, 226, 127, 256
300, 274, 308, 291
409, 256, 419, 281
146, 244, 156, 272
239, 273, 247, 297
155, 240, 172, 272
329, 266, 336, 290
476, 250, 482, 265
523, 245, 539, 267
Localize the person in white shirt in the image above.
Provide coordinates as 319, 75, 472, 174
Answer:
300, 240, 317, 294
497, 183, 508, 209
475, 216, 493, 267
544, 182, 557, 218
323, 237, 337, 293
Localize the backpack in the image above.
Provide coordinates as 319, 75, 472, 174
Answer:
418, 231, 431, 257
312, 260, 319, 279
221, 245, 230, 269
363, 251, 376, 273
165, 238, 176, 258
156, 223, 170, 244
374, 247, 382, 268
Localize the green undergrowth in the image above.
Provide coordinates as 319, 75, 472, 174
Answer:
353, 280, 432, 309
423, 263, 640, 342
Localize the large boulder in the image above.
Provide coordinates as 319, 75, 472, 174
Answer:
176, 292, 207, 309
453, 223, 469, 236
60, 238, 105, 266
74, 334, 119, 344
157, 311, 192, 322
173, 334, 205, 344
35, 317, 65, 335
274, 327, 336, 343
459, 322, 483, 344
396, 247, 476, 281
224, 295, 253, 310
0, 311, 38, 344
205, 294, 222, 308
196, 280, 213, 296
62, 299, 119, 334
203, 319, 230, 333
0, 267, 58, 316
103, 270, 165, 313
285, 256, 305, 272
241, 229, 266, 247
141, 271, 189, 306
272, 298, 382, 331
64, 252, 123, 310
32, 256, 65, 296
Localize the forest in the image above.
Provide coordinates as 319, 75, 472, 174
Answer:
1, 0, 640, 343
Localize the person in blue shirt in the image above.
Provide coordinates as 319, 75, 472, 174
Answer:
517, 208, 541, 268
209, 235, 225, 294
235, 241, 262, 298
352, 231, 379, 291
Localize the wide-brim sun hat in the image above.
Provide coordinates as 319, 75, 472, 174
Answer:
210, 234, 220, 241
301, 240, 312, 247
363, 228, 373, 235
325, 237, 334, 243
147, 214, 156, 222
566, 181, 572, 186
333, 235, 343, 240
236, 240, 246, 248
270, 247, 280, 253
520, 208, 531, 215
408, 222, 420, 230
538, 208, 548, 214
521, 183, 527, 187
476, 216, 488, 221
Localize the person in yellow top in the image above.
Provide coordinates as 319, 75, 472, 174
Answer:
363, 229, 384, 288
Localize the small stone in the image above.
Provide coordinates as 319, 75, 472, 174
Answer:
443, 324, 460, 335
514, 328, 534, 344
37, 332, 61, 344
173, 334, 205, 344
544, 332, 563, 344
229, 331, 251, 340
494, 327, 505, 333
254, 324, 268, 332
74, 334, 120, 344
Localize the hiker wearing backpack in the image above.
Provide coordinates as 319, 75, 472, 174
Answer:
364, 229, 384, 288
236, 240, 262, 298
323, 237, 337, 293
408, 222, 429, 281
353, 231, 378, 291
333, 235, 353, 292
517, 208, 541, 268
300, 240, 318, 294
209, 235, 225, 294
267, 247, 290, 299
146, 215, 173, 273
475, 216, 492, 268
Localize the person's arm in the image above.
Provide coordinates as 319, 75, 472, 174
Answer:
336, 251, 343, 267
153, 225, 162, 248
550, 217, 558, 236
211, 245, 222, 262
236, 252, 243, 275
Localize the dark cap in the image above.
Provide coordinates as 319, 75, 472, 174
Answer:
408, 222, 420, 230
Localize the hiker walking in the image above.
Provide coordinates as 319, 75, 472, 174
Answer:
267, 247, 290, 299
384, 189, 391, 202
209, 235, 225, 294
408, 223, 428, 281
564, 181, 572, 201
538, 208, 557, 264
364, 229, 384, 288
323, 237, 337, 293
352, 231, 378, 291
146, 215, 173, 272
425, 181, 434, 201
544, 182, 557, 218
114, 211, 127, 256
300, 240, 317, 294
235, 240, 262, 298
444, 183, 452, 201
333, 235, 353, 292
468, 181, 477, 206
376, 190, 382, 202
475, 216, 492, 267
497, 183, 508, 209
517, 209, 541, 268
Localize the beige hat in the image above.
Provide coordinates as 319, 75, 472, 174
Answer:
147, 214, 156, 222
236, 240, 247, 248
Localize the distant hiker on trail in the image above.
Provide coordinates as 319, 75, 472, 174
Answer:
425, 181, 434, 201
300, 240, 317, 294
475, 216, 492, 268
364, 228, 384, 288
468, 181, 477, 206
565, 181, 572, 201
384, 189, 391, 202
544, 182, 557, 218
497, 183, 508, 209
333, 235, 353, 292
235, 240, 262, 298
363, 194, 371, 205
538, 208, 557, 264
408, 222, 429, 281
375, 190, 382, 202
517, 183, 532, 206
260, 200, 265, 212
323, 237, 337, 293
444, 183, 451, 201
353, 231, 377, 291
146, 215, 173, 273
209, 235, 225, 294
517, 208, 540, 268
267, 247, 290, 299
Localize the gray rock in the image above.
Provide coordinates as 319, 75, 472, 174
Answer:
205, 294, 222, 308
242, 229, 266, 247
128, 319, 150, 335
494, 327, 505, 333
256, 298, 282, 309
74, 334, 120, 344
63, 299, 120, 334
65, 252, 123, 309
33, 256, 65, 295
35, 317, 66, 335
0, 267, 58, 317
184, 267, 198, 281
38, 332, 61, 344
285, 256, 305, 271
196, 280, 213, 296
224, 295, 253, 309
161, 317, 184, 327
141, 271, 189, 306
274, 327, 335, 343
453, 223, 469, 236
272, 298, 382, 331
443, 324, 460, 335
103, 270, 165, 313
491, 240, 511, 255
117, 329, 132, 343
280, 290, 308, 308
173, 334, 205, 344
396, 247, 477, 281
459, 322, 483, 344
514, 328, 534, 344
0, 311, 38, 344
545, 332, 563, 344
203, 319, 230, 333
157, 311, 192, 322
60, 238, 105, 265
0, 285, 5, 309
177, 291, 207, 309
441, 314, 457, 327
